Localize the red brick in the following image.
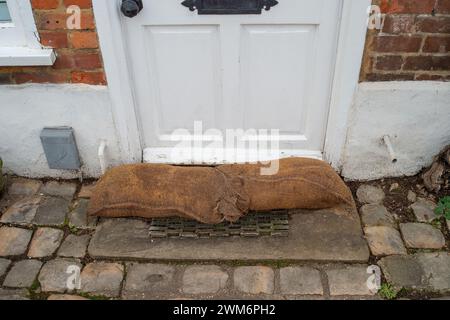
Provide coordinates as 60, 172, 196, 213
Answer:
31, 0, 60, 10
378, 0, 436, 14
415, 74, 450, 80
416, 17, 450, 34
14, 72, 68, 84
382, 15, 416, 34
365, 73, 415, 81
375, 35, 422, 53
404, 56, 450, 71
71, 71, 106, 85
375, 56, 404, 71
36, 11, 95, 30
54, 51, 102, 69
39, 32, 68, 48
436, 0, 450, 13
69, 31, 99, 49
423, 36, 450, 53
64, 0, 92, 9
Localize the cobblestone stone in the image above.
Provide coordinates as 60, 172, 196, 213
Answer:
360, 204, 395, 228
0, 196, 42, 225
8, 178, 42, 196
33, 197, 69, 226
80, 262, 124, 297
124, 263, 177, 298
28, 228, 64, 258
58, 234, 90, 258
279, 267, 323, 295
38, 259, 81, 293
68, 199, 97, 229
356, 185, 385, 204
380, 252, 450, 292
234, 266, 274, 295
364, 226, 407, 256
411, 198, 438, 222
3, 260, 42, 288
0, 258, 11, 277
0, 227, 33, 257
400, 223, 445, 249
326, 265, 376, 296
40, 181, 77, 200
47, 294, 88, 300
183, 265, 228, 295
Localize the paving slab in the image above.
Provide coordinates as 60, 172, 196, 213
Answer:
183, 265, 229, 295
0, 196, 42, 225
38, 259, 81, 293
89, 210, 369, 262
58, 234, 90, 258
0, 227, 33, 257
33, 197, 69, 226
279, 267, 323, 295
123, 263, 178, 299
28, 228, 64, 258
80, 262, 124, 297
3, 260, 42, 288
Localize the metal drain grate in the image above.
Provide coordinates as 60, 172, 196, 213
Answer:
149, 211, 290, 239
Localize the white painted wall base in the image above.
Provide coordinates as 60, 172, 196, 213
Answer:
0, 84, 122, 178
1, 82, 449, 181
341, 81, 450, 181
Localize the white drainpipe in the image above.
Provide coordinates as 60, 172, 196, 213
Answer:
383, 135, 398, 163
98, 140, 108, 174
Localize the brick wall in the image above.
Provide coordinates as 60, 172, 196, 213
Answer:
361, 0, 450, 81
0, 0, 106, 85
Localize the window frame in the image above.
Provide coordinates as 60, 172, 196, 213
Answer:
0, 0, 55, 66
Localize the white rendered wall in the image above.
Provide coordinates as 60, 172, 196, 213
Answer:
0, 84, 122, 178
341, 81, 450, 181
1, 82, 449, 180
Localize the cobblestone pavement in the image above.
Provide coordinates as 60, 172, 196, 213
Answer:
0, 178, 448, 300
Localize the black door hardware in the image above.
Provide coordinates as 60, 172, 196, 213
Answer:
181, 0, 279, 15
121, 0, 143, 18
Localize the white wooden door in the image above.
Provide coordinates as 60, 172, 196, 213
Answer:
122, 0, 342, 164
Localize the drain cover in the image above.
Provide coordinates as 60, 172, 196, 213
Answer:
149, 211, 290, 239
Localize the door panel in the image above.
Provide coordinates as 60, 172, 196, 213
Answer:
123, 0, 342, 163
144, 25, 222, 136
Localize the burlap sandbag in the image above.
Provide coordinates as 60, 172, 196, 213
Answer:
88, 164, 249, 224
217, 158, 356, 215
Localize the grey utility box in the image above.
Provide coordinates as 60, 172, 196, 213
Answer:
40, 127, 81, 170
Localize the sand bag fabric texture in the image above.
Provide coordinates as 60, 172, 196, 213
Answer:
218, 158, 356, 216
88, 164, 249, 224
88, 158, 356, 224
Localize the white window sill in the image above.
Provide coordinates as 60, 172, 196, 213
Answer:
0, 46, 56, 66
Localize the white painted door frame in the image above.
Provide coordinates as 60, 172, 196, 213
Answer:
92, 0, 371, 170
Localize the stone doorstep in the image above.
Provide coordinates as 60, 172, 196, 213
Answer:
88, 209, 370, 262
